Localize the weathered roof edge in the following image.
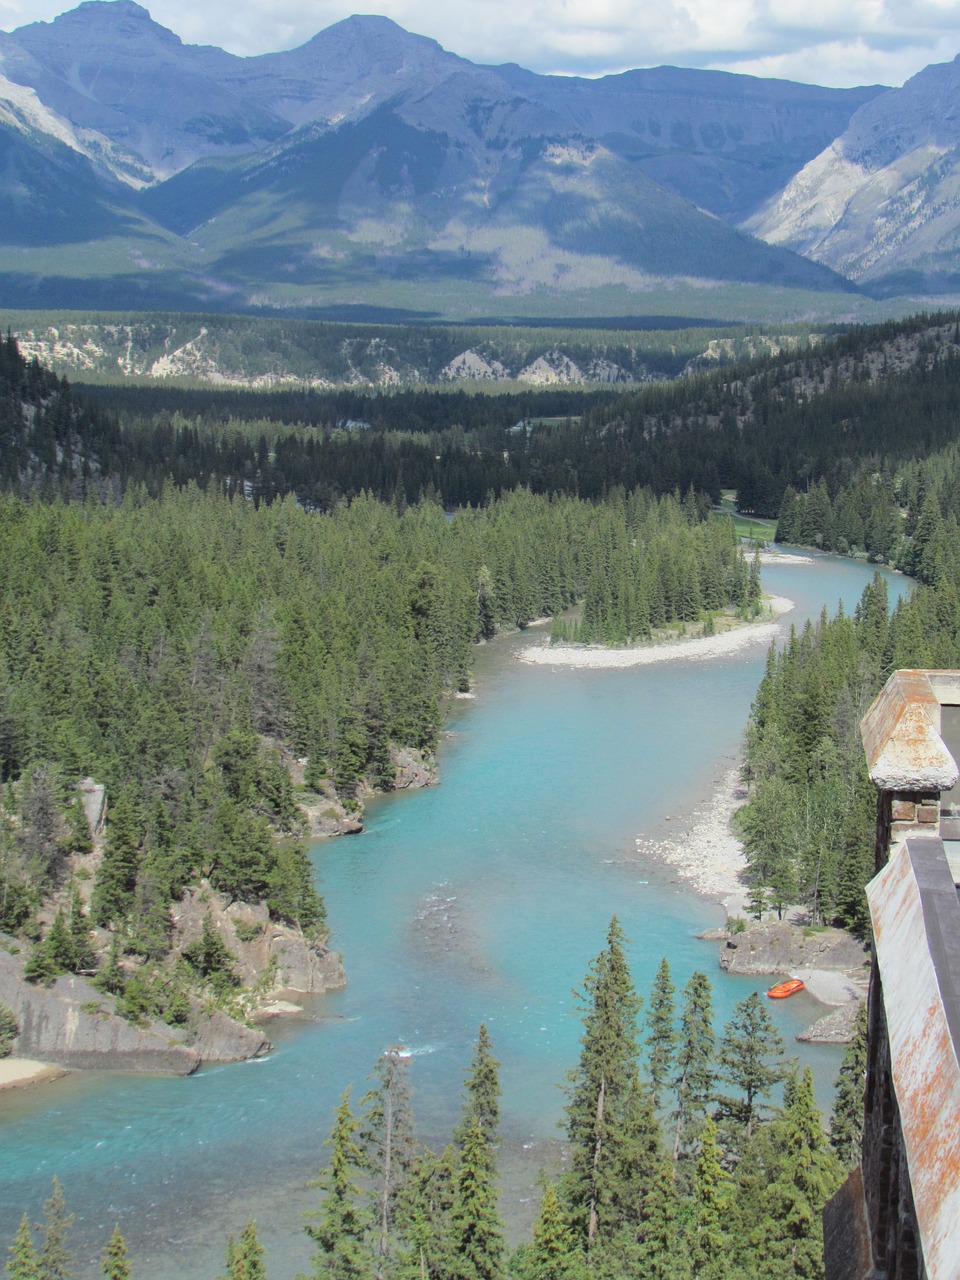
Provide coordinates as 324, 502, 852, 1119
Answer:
860, 669, 959, 791
867, 839, 960, 1280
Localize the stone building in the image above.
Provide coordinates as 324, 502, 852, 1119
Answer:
823, 670, 960, 1280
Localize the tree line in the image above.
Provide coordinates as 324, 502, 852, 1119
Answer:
4, 921, 868, 1280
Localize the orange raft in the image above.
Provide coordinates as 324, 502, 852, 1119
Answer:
767, 978, 805, 999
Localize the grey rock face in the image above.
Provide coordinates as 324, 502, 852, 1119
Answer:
717, 920, 868, 975
0, 944, 199, 1073
747, 56, 960, 290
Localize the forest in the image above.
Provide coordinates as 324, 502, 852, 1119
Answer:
4, 306, 960, 1277
6, 924, 867, 1280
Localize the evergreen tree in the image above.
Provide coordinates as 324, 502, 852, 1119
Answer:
644, 958, 677, 1111
91, 794, 140, 928
393, 1148, 457, 1280
67, 887, 95, 972
562, 917, 642, 1246
304, 1088, 372, 1280
100, 1228, 130, 1280
449, 1118, 504, 1280
685, 1118, 733, 1280
740, 1068, 843, 1280
359, 1048, 417, 1278
6, 1216, 39, 1280
222, 1222, 265, 1280
514, 1184, 585, 1280
37, 1178, 73, 1280
830, 1003, 867, 1166
455, 1024, 500, 1145
716, 992, 789, 1141
93, 934, 124, 997
0, 1001, 17, 1057
671, 972, 714, 1160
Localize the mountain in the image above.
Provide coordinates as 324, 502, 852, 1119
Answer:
745, 57, 960, 295
0, 3, 893, 316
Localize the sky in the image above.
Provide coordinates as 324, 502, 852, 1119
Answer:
1, 0, 959, 88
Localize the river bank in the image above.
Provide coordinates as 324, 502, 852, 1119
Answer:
519, 594, 794, 669
0, 1058, 64, 1091
634, 758, 870, 1037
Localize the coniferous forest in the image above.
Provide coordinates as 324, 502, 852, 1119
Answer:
5, 309, 960, 1277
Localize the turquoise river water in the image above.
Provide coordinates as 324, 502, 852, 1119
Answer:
0, 552, 907, 1278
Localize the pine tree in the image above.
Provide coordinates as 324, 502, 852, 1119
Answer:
304, 1087, 372, 1280
6, 1215, 39, 1280
830, 1003, 867, 1166
671, 972, 714, 1159
644, 959, 677, 1111
37, 1178, 73, 1280
100, 1228, 130, 1280
562, 917, 642, 1246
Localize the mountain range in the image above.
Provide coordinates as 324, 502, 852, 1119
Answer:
0, 1, 958, 318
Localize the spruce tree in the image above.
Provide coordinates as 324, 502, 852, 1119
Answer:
100, 1228, 130, 1280
91, 794, 140, 928
515, 1184, 585, 1280
644, 958, 677, 1111
449, 1118, 504, 1280
744, 1068, 843, 1280
562, 917, 642, 1246
68, 887, 95, 973
716, 992, 789, 1141
830, 1003, 867, 1166
456, 1025, 501, 1144
304, 1087, 372, 1280
223, 1222, 265, 1280
685, 1118, 732, 1280
6, 1215, 39, 1280
37, 1178, 73, 1280
393, 1148, 457, 1280
671, 972, 714, 1159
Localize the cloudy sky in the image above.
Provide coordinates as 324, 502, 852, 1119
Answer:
2, 0, 959, 87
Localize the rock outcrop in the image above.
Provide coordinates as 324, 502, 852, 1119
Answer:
390, 746, 438, 792
0, 944, 200, 1073
717, 920, 868, 976
171, 886, 345, 995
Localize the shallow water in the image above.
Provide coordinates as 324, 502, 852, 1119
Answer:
0, 552, 907, 1277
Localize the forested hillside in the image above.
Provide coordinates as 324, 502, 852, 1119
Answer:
0, 331, 757, 1042
6, 307, 960, 1278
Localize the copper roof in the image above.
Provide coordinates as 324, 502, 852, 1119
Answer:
860, 670, 959, 792
868, 839, 960, 1280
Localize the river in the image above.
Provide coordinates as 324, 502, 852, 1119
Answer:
0, 551, 907, 1278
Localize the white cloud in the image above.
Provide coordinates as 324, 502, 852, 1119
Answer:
2, 0, 959, 86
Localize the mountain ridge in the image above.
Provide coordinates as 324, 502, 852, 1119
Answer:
0, 2, 937, 317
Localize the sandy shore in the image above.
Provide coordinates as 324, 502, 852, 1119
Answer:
0, 1058, 65, 1091
520, 596, 794, 670
635, 764, 750, 912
